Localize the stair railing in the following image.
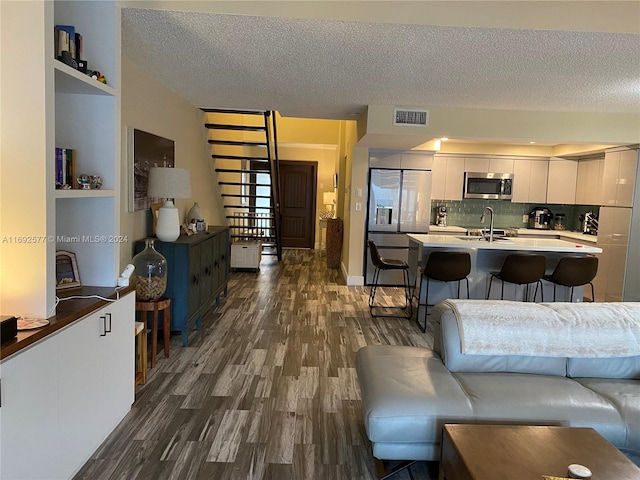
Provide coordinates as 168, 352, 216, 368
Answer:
264, 111, 283, 261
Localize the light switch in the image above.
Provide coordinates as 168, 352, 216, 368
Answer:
355, 202, 361, 211
356, 188, 362, 197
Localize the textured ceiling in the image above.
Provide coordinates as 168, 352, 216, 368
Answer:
121, 7, 640, 120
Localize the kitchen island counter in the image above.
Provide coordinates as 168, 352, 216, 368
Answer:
408, 234, 601, 310
408, 234, 601, 253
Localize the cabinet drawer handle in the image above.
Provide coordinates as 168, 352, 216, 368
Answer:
105, 313, 112, 334
100, 316, 107, 336
204, 266, 211, 276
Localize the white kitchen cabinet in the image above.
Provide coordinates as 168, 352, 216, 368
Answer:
464, 156, 489, 173
489, 157, 514, 174
576, 157, 604, 205
547, 158, 578, 204
0, 292, 134, 480
432, 155, 464, 201
595, 206, 632, 302
603, 149, 638, 207
512, 159, 548, 203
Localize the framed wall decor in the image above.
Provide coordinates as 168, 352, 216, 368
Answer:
127, 127, 175, 212
56, 251, 81, 290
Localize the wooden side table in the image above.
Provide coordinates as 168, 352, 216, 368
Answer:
134, 321, 147, 386
135, 297, 170, 368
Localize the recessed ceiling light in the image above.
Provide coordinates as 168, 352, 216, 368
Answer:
441, 137, 449, 141
529, 141, 536, 144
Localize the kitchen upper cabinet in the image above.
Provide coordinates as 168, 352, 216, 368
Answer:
603, 149, 638, 207
576, 157, 604, 205
489, 157, 514, 174
512, 159, 548, 203
547, 158, 578, 205
431, 155, 464, 201
464, 157, 489, 173
369, 151, 433, 170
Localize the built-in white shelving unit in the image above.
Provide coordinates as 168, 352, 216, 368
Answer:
0, 0, 121, 317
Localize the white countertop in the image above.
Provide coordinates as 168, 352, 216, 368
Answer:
408, 233, 602, 253
515, 228, 598, 243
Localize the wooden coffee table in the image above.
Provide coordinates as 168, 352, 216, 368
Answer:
439, 424, 640, 480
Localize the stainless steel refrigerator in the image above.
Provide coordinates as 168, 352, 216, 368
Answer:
365, 168, 432, 285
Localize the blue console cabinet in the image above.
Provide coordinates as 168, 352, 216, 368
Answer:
134, 226, 229, 346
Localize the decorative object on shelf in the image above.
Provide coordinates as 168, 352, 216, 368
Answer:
148, 167, 191, 242
322, 191, 336, 219
77, 174, 90, 189
55, 251, 81, 290
130, 128, 175, 212
90, 175, 102, 189
130, 238, 167, 300
87, 70, 106, 84
187, 202, 206, 231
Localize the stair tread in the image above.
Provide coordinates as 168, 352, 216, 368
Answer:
208, 139, 267, 147
212, 154, 269, 161
201, 108, 266, 115
215, 169, 270, 174
218, 182, 272, 186
205, 123, 266, 132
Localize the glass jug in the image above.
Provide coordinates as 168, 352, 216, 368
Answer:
130, 238, 167, 300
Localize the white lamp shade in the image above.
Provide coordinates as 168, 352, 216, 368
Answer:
323, 191, 336, 206
148, 167, 191, 199
156, 200, 181, 242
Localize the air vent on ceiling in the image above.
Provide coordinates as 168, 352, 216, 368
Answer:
393, 108, 429, 127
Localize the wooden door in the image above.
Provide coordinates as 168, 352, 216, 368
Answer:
279, 161, 317, 248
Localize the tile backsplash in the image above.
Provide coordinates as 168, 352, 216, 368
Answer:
431, 199, 600, 232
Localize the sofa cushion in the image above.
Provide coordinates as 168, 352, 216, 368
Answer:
568, 356, 640, 379
436, 305, 567, 376
575, 378, 640, 454
453, 372, 627, 448
356, 345, 473, 444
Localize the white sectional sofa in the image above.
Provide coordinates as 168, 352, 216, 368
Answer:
356, 300, 640, 465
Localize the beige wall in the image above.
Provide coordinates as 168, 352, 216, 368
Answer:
120, 56, 225, 268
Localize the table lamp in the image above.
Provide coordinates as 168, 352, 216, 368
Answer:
148, 167, 191, 242
322, 191, 336, 219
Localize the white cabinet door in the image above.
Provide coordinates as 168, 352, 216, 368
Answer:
489, 157, 514, 173
102, 292, 135, 432
57, 308, 107, 480
547, 158, 577, 204
0, 338, 60, 480
617, 149, 638, 207
444, 157, 465, 201
602, 151, 620, 206
576, 158, 604, 205
430, 156, 446, 200
464, 157, 489, 173
529, 159, 549, 203
511, 159, 531, 203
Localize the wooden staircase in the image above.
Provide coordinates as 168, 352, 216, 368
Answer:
202, 109, 282, 260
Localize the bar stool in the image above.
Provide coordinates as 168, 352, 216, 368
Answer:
543, 255, 598, 302
487, 254, 546, 302
416, 251, 471, 332
135, 296, 171, 368
367, 240, 412, 319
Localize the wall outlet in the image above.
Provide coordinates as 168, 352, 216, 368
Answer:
355, 202, 361, 212
522, 214, 529, 223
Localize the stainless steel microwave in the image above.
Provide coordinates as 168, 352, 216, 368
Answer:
464, 172, 513, 200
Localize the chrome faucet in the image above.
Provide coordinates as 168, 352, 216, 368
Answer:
480, 206, 495, 242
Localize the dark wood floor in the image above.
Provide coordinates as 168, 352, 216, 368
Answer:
75, 249, 438, 480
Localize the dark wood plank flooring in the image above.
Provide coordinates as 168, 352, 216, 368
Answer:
75, 249, 438, 480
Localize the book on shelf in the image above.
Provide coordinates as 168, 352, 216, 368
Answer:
55, 147, 77, 189
55, 25, 75, 60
